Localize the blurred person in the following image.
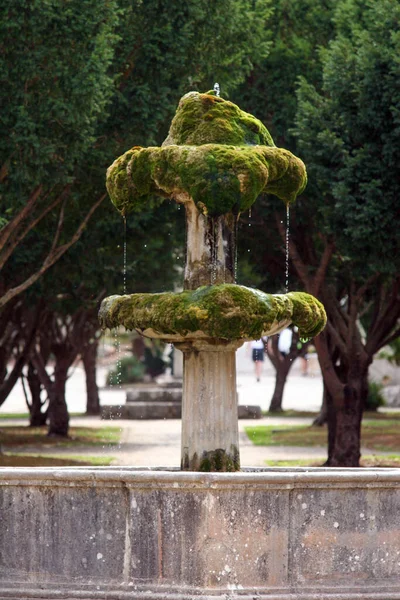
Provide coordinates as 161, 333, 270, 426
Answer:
248, 338, 267, 382
278, 328, 293, 357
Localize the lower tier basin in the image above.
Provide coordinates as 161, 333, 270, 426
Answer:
1, 467, 400, 599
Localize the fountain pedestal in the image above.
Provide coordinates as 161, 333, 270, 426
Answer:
178, 339, 241, 470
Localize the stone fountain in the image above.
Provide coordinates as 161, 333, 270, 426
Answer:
1, 93, 399, 600
99, 90, 326, 472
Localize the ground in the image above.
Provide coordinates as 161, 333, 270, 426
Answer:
1, 350, 399, 467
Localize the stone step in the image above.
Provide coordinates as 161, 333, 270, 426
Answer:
101, 403, 261, 420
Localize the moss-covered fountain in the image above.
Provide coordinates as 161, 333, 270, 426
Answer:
99, 90, 326, 471
2, 93, 399, 600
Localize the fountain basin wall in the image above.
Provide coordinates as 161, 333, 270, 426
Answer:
1, 467, 400, 600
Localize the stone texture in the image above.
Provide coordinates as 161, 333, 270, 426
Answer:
179, 341, 241, 470
1, 468, 400, 599
101, 402, 182, 420
101, 403, 261, 420
238, 404, 262, 419
126, 387, 182, 403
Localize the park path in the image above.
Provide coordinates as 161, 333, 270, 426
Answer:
112, 416, 328, 467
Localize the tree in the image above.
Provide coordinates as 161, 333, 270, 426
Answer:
234, 0, 336, 418
0, 0, 274, 432
266, 330, 309, 412
235, 0, 400, 465
0, 0, 120, 308
290, 0, 400, 465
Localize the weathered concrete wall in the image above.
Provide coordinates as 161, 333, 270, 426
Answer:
0, 467, 400, 599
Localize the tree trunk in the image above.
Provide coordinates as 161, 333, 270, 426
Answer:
266, 333, 305, 412
47, 359, 70, 437
323, 358, 369, 467
325, 383, 363, 467
27, 363, 48, 427
269, 365, 290, 412
83, 341, 100, 415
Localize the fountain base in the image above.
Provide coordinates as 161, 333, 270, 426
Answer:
1, 467, 400, 599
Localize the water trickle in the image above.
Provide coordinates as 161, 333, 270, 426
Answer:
123, 216, 127, 295
233, 218, 239, 283
285, 204, 290, 293
210, 218, 218, 285
213, 82, 220, 97
114, 328, 122, 389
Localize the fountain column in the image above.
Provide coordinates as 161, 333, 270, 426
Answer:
179, 198, 241, 471
183, 199, 238, 288
178, 339, 241, 471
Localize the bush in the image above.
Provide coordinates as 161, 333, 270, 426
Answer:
106, 355, 145, 386
143, 346, 166, 379
365, 381, 386, 411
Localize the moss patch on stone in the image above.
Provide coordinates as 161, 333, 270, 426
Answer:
198, 447, 240, 472
99, 284, 326, 341
287, 292, 327, 339
107, 144, 306, 217
106, 90, 307, 217
163, 91, 275, 147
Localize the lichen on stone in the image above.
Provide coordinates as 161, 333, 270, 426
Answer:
99, 284, 326, 342
106, 91, 307, 218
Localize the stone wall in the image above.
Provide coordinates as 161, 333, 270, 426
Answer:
0, 467, 400, 599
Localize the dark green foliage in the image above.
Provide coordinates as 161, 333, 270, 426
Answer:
365, 382, 386, 412
294, 0, 400, 276
143, 345, 166, 380
232, 0, 336, 148
0, 0, 119, 213
107, 0, 272, 148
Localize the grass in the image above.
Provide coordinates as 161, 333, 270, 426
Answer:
0, 413, 30, 420
0, 453, 115, 467
262, 409, 400, 420
245, 420, 400, 452
264, 455, 400, 468
0, 412, 87, 420
0, 425, 121, 448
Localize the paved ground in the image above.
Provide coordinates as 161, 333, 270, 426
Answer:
0, 351, 385, 467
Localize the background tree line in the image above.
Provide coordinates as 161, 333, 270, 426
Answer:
1, 0, 399, 466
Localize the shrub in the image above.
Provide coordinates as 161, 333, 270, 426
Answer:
366, 381, 386, 411
106, 355, 145, 386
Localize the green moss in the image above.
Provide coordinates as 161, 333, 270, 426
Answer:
198, 447, 240, 472
163, 91, 275, 147
106, 144, 307, 217
287, 292, 327, 338
99, 284, 326, 341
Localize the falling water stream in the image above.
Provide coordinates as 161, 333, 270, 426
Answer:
123, 216, 127, 295
285, 204, 290, 293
